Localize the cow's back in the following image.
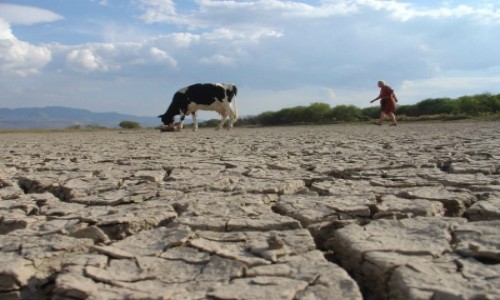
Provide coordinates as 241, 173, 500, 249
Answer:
184, 84, 225, 104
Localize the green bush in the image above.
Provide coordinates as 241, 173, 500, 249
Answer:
200, 119, 220, 127
327, 105, 363, 122
119, 120, 141, 129
238, 92, 500, 126
66, 124, 82, 130
86, 124, 107, 130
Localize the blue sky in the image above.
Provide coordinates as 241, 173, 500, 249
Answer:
1, 0, 500, 118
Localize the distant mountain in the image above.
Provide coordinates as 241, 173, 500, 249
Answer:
0, 106, 161, 129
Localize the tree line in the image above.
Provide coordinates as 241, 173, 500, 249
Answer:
227, 92, 500, 126
116, 92, 500, 130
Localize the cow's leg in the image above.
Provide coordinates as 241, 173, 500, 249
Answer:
179, 114, 186, 131
192, 112, 198, 131
222, 101, 237, 130
217, 114, 227, 130
228, 108, 237, 129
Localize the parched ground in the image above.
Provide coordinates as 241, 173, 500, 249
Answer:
1, 122, 499, 300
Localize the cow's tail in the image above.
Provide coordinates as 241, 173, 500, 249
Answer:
231, 95, 238, 121
231, 85, 238, 121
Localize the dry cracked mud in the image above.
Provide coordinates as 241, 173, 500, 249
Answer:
1, 122, 499, 300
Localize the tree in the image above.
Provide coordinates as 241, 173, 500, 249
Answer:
397, 104, 418, 117
474, 93, 500, 113
246, 92, 500, 126
259, 111, 280, 126
361, 106, 379, 120
200, 119, 220, 127
456, 96, 480, 116
304, 102, 331, 123
237, 115, 260, 126
328, 105, 363, 122
119, 120, 141, 129
415, 98, 457, 115
276, 106, 306, 124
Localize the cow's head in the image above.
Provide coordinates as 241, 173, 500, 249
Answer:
158, 113, 174, 126
159, 90, 185, 126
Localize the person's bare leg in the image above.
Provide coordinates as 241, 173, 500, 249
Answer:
389, 113, 397, 125
378, 112, 386, 125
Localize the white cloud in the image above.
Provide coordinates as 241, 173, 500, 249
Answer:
195, 0, 358, 18
200, 54, 235, 66
358, 0, 500, 22
66, 48, 112, 72
400, 77, 500, 100
168, 32, 201, 47
149, 47, 177, 66
136, 0, 500, 30
138, 0, 181, 24
201, 27, 283, 43
0, 18, 52, 76
129, 0, 500, 82
322, 87, 337, 102
0, 3, 63, 25
63, 42, 181, 73
92, 0, 109, 5
137, 0, 358, 29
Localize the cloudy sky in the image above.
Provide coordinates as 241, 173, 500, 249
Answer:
1, 0, 500, 118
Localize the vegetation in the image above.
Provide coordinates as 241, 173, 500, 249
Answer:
119, 120, 141, 129
66, 123, 108, 130
3, 93, 497, 133
229, 92, 500, 127
200, 119, 221, 128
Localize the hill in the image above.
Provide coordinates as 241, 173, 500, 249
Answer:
0, 106, 161, 129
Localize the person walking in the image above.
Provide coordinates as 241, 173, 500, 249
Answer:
370, 80, 398, 126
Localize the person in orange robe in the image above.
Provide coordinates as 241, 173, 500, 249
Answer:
370, 80, 398, 126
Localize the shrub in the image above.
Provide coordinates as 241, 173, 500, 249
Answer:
119, 120, 141, 129
67, 124, 82, 130
85, 124, 107, 130
201, 119, 220, 127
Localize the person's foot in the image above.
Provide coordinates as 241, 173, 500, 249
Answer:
374, 122, 382, 125
390, 123, 397, 126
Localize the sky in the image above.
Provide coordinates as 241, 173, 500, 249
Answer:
1, 0, 500, 118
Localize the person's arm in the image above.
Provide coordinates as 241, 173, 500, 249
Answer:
392, 92, 398, 103
370, 95, 381, 103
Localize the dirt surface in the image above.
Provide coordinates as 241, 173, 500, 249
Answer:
1, 122, 499, 299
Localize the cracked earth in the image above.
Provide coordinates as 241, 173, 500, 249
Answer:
1, 122, 499, 299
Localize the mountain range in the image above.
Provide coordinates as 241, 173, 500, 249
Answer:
0, 106, 161, 129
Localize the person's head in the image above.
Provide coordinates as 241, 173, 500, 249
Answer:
377, 80, 385, 87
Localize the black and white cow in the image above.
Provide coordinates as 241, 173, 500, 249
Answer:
159, 83, 238, 131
